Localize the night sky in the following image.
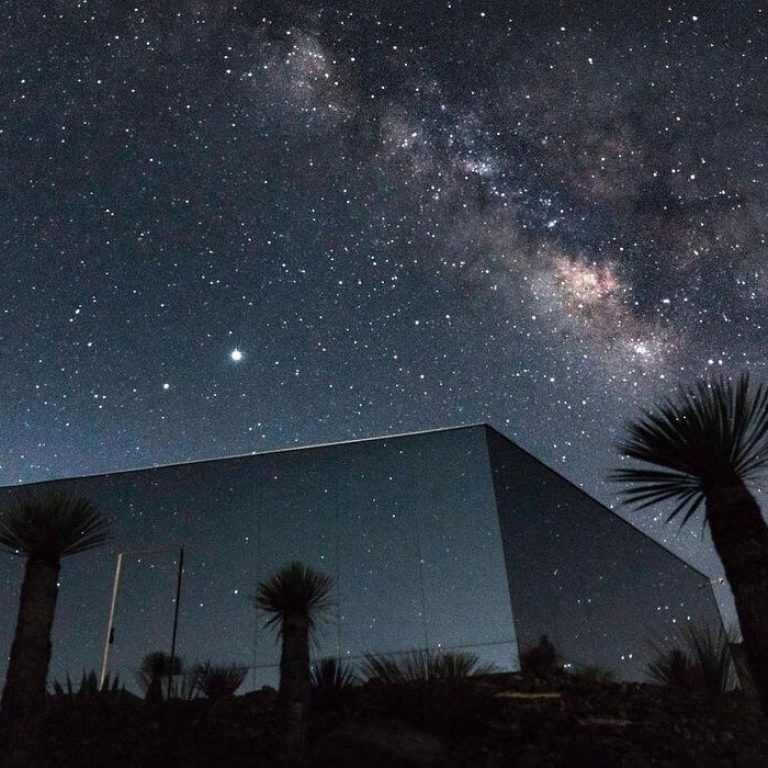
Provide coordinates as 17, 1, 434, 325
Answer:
1, 1, 765, 593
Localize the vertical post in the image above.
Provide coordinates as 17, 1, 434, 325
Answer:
335, 503, 342, 663
100, 553, 124, 689
167, 547, 184, 699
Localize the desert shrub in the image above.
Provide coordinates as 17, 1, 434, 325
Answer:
311, 657, 358, 690
430, 650, 497, 679
43, 669, 141, 762
362, 649, 430, 684
136, 651, 184, 702
174, 667, 203, 700
520, 635, 561, 679
51, 670, 121, 698
361, 649, 495, 683
192, 662, 249, 700
571, 664, 617, 684
310, 657, 358, 709
360, 650, 496, 736
648, 623, 736, 708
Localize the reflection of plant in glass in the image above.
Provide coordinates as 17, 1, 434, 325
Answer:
255, 562, 333, 759
310, 657, 357, 691
192, 662, 248, 700
310, 657, 358, 709
571, 664, 617, 684
612, 374, 768, 713
648, 623, 736, 709
136, 651, 183, 703
362, 649, 496, 737
362, 649, 496, 683
0, 494, 111, 728
520, 635, 561, 679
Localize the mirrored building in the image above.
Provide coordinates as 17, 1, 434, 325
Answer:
0, 425, 722, 688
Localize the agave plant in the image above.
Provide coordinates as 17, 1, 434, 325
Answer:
192, 662, 248, 700
647, 623, 736, 708
0, 494, 111, 728
51, 670, 122, 699
611, 374, 768, 713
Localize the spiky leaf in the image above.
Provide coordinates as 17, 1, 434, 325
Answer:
611, 374, 768, 526
0, 494, 110, 560
192, 661, 248, 699
311, 657, 358, 691
362, 649, 496, 683
254, 561, 333, 635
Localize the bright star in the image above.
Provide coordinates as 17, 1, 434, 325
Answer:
230, 349, 243, 362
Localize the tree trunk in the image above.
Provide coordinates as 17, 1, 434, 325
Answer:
278, 613, 310, 763
706, 482, 768, 715
145, 673, 164, 705
0, 556, 61, 729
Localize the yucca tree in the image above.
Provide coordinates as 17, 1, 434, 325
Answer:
611, 374, 768, 712
0, 494, 110, 728
255, 562, 333, 758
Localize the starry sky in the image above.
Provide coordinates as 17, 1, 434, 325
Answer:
1, 0, 765, 589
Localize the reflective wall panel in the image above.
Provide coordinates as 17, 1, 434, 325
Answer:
0, 426, 516, 690
485, 426, 723, 680
0, 425, 723, 691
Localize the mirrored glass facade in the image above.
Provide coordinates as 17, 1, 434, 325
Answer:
485, 427, 723, 678
0, 425, 722, 689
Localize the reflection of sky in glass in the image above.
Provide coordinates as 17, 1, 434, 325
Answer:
0, 425, 721, 689
486, 428, 722, 680
0, 426, 516, 689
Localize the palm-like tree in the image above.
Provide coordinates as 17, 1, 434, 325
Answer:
611, 374, 768, 712
0, 494, 110, 728
255, 562, 333, 757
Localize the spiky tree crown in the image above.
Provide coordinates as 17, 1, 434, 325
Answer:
255, 561, 333, 635
611, 374, 768, 526
0, 494, 110, 561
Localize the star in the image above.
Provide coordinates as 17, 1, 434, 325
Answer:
230, 349, 244, 362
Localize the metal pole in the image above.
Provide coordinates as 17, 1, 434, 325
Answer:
167, 547, 184, 699
100, 548, 174, 691
100, 553, 124, 689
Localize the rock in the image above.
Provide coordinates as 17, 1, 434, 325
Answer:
312, 719, 450, 767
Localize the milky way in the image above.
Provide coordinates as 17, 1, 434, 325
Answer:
1, 0, 766, 604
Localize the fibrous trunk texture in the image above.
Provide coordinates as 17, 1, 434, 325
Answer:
0, 556, 61, 729
707, 482, 768, 715
279, 613, 310, 763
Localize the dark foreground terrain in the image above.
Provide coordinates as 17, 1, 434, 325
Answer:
8, 673, 768, 767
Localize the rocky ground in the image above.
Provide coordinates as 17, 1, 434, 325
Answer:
10, 673, 768, 767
